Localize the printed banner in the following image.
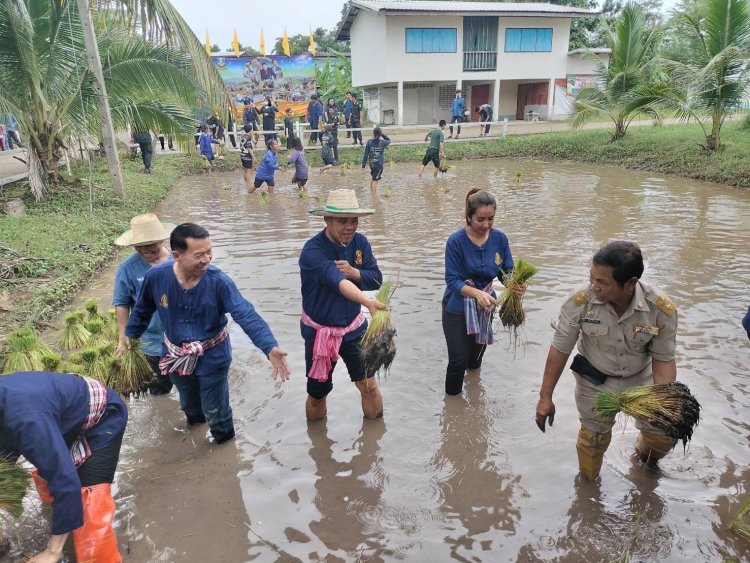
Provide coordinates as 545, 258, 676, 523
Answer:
212, 53, 316, 118
566, 74, 600, 97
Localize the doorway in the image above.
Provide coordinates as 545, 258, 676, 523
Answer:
470, 84, 490, 122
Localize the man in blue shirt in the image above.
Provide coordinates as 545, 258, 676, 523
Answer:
343, 91, 354, 139
307, 93, 324, 146
361, 126, 391, 191
113, 213, 175, 395
126, 223, 291, 444
448, 89, 465, 139
300, 189, 388, 421
0, 372, 128, 562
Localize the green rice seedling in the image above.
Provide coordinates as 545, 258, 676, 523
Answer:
108, 339, 154, 398
730, 499, 750, 541
85, 299, 105, 322
360, 280, 397, 376
60, 312, 91, 350
2, 328, 45, 373
515, 171, 523, 184
259, 191, 269, 203
498, 259, 538, 330
438, 159, 450, 173
79, 348, 109, 384
86, 319, 109, 349
60, 361, 86, 375
0, 460, 30, 517
383, 186, 393, 198
104, 309, 118, 341
41, 353, 62, 371
595, 382, 701, 448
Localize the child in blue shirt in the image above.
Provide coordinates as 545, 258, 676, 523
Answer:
250, 139, 280, 194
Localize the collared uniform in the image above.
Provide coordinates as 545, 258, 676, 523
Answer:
552, 280, 678, 433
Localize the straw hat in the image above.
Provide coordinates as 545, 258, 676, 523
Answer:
308, 189, 375, 217
114, 213, 176, 246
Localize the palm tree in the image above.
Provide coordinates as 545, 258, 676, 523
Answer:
571, 2, 664, 140
0, 0, 199, 199
661, 0, 750, 151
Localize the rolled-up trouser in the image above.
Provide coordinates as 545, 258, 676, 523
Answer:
169, 364, 234, 443
574, 366, 665, 435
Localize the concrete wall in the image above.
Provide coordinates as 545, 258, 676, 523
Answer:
566, 52, 609, 75
351, 10, 388, 87
496, 17, 571, 80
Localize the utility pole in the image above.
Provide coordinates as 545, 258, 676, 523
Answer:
76, 0, 125, 196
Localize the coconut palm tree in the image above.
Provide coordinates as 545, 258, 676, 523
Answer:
661, 0, 750, 151
0, 0, 199, 199
571, 2, 664, 140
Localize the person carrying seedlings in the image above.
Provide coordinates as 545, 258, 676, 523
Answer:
475, 103, 493, 137
419, 120, 447, 178
125, 223, 291, 444
287, 136, 309, 192
442, 188, 518, 396
448, 89, 465, 139
239, 124, 257, 192
300, 189, 389, 421
0, 371, 128, 562
198, 124, 222, 172
113, 213, 175, 395
535, 240, 679, 481
361, 126, 391, 191
250, 139, 280, 194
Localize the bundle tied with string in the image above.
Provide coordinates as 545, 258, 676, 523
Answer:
0, 460, 30, 517
2, 327, 53, 373
60, 311, 91, 350
594, 382, 700, 448
497, 258, 538, 330
107, 339, 153, 398
360, 280, 397, 376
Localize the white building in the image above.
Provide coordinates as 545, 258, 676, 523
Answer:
335, 0, 606, 125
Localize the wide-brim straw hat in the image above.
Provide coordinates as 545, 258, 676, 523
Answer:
308, 189, 375, 217
114, 213, 176, 246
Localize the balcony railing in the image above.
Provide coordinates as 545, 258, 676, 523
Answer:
463, 51, 497, 71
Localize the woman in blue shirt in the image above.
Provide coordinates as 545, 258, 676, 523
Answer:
250, 139, 280, 194
442, 188, 516, 395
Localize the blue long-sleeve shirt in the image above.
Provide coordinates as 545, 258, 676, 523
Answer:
256, 150, 280, 181
0, 372, 127, 535
451, 97, 465, 117
199, 131, 218, 159
125, 262, 278, 373
743, 306, 750, 339
362, 135, 391, 169
299, 230, 382, 342
307, 101, 323, 127
443, 228, 514, 315
343, 99, 353, 118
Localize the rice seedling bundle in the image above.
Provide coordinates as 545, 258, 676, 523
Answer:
79, 348, 109, 384
1, 328, 47, 373
60, 361, 86, 375
60, 312, 91, 350
497, 259, 539, 329
85, 299, 105, 322
0, 460, 30, 517
41, 353, 62, 371
438, 159, 450, 173
108, 339, 154, 398
730, 499, 750, 541
360, 280, 397, 376
104, 309, 118, 341
594, 382, 700, 447
86, 319, 110, 349
383, 186, 393, 198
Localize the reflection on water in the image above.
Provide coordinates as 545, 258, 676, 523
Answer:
70, 159, 750, 562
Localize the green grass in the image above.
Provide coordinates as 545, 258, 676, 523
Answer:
305, 122, 750, 188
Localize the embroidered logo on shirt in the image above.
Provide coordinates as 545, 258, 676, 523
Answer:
495, 252, 500, 265
635, 324, 659, 336
160, 294, 168, 308
355, 250, 363, 265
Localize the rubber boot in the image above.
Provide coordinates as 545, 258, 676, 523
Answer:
576, 426, 612, 481
73, 484, 122, 563
31, 470, 54, 504
635, 431, 675, 466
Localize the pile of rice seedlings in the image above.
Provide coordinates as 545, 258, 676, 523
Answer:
78, 348, 109, 383
497, 259, 539, 330
730, 499, 750, 541
0, 460, 29, 517
594, 382, 701, 448
59, 312, 91, 350
360, 280, 397, 376
2, 327, 51, 373
85, 299, 105, 322
86, 319, 109, 348
107, 339, 154, 398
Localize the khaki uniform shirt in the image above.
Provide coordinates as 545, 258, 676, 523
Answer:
552, 280, 678, 377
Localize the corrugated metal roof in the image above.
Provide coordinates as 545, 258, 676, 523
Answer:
336, 1, 599, 40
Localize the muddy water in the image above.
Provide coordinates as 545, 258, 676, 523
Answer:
8, 159, 749, 562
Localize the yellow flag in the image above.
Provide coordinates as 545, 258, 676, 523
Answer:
309, 29, 316, 56
205, 29, 211, 56
232, 29, 240, 57
259, 27, 266, 56
282, 27, 291, 56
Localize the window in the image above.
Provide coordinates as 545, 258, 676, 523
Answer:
463, 16, 498, 71
405, 28, 457, 53
504, 28, 553, 52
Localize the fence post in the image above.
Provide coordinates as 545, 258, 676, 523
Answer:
502, 118, 508, 138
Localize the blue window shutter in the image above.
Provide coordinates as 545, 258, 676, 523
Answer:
520, 29, 536, 52
424, 29, 438, 52
505, 29, 521, 52
442, 29, 457, 52
406, 29, 422, 53
538, 28, 553, 51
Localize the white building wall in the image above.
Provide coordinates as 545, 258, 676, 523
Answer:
566, 52, 609, 75
350, 10, 388, 87
496, 17, 571, 80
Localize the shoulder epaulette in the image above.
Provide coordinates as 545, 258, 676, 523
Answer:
572, 290, 590, 306
655, 295, 677, 316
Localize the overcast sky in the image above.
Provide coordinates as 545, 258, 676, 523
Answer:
171, 0, 681, 51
